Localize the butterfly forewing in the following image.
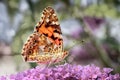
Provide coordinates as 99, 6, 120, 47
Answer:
35, 6, 63, 45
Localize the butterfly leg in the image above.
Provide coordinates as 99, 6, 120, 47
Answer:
45, 61, 52, 68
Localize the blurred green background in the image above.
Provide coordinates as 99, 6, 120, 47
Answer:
0, 0, 120, 76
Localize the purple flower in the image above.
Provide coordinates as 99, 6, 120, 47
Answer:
70, 42, 97, 61
83, 16, 105, 30
0, 76, 6, 80
0, 64, 119, 80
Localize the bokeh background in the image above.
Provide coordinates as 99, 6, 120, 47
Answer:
0, 0, 120, 76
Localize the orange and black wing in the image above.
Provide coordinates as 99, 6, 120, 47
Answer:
35, 6, 63, 46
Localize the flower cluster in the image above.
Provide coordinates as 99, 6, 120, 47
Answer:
0, 64, 119, 80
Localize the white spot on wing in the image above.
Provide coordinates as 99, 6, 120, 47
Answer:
55, 21, 59, 25
53, 13, 57, 17
52, 21, 55, 25
41, 14, 45, 18
46, 18, 49, 22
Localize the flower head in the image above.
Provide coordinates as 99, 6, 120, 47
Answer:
0, 64, 119, 80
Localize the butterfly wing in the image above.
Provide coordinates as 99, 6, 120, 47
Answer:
35, 6, 63, 46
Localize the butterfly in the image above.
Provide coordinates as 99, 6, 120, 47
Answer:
21, 6, 68, 64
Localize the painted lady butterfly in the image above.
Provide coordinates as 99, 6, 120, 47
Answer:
22, 6, 68, 64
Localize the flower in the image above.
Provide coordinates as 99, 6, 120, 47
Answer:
0, 76, 6, 80
83, 16, 105, 30
0, 63, 119, 80
69, 42, 97, 61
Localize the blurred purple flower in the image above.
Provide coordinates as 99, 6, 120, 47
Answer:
70, 41, 119, 63
70, 42, 97, 61
0, 76, 6, 80
0, 64, 119, 80
83, 16, 105, 30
